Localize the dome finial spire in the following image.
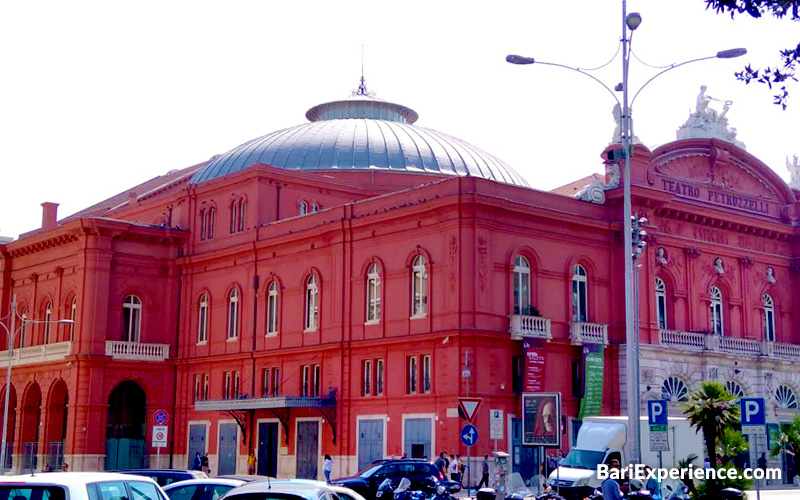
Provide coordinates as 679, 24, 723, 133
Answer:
352, 44, 375, 97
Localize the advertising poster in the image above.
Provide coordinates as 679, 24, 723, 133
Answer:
522, 392, 561, 447
578, 344, 604, 419
522, 339, 546, 393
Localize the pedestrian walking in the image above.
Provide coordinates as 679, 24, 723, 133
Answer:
435, 452, 448, 477
477, 454, 489, 489
449, 454, 458, 481
247, 451, 257, 475
324, 454, 334, 484
193, 452, 202, 471
201, 452, 210, 475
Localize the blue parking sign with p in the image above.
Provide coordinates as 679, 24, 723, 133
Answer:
740, 398, 766, 431
648, 400, 668, 426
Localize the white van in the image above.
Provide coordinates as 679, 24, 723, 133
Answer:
547, 416, 704, 498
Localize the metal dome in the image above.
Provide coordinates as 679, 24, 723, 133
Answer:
190, 91, 528, 187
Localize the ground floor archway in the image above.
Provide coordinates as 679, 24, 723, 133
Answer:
105, 380, 146, 470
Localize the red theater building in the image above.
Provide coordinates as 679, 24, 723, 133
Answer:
1, 85, 799, 481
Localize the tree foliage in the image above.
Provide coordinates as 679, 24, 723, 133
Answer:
717, 428, 749, 459
705, 0, 800, 108
769, 414, 800, 458
683, 381, 739, 472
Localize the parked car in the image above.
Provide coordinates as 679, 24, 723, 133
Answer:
163, 478, 246, 500
221, 480, 344, 500
115, 469, 208, 487
216, 475, 275, 483
0, 472, 168, 500
331, 459, 459, 500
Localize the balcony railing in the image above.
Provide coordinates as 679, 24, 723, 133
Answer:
0, 341, 72, 367
658, 330, 800, 361
105, 341, 170, 361
570, 322, 608, 345
509, 315, 552, 340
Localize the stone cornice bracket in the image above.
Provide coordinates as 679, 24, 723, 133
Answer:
790, 261, 800, 275
30, 272, 39, 283
55, 266, 64, 277
683, 246, 701, 258
738, 256, 755, 268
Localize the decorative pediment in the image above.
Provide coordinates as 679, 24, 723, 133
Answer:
648, 140, 797, 220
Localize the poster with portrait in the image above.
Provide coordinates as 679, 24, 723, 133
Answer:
522, 392, 561, 447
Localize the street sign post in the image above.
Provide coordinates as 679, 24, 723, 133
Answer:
152, 425, 168, 469
153, 409, 170, 426
740, 398, 766, 500
647, 400, 669, 464
461, 424, 478, 447
458, 398, 482, 423
489, 409, 503, 440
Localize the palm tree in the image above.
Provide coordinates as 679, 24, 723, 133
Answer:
683, 381, 739, 469
676, 453, 699, 497
770, 414, 800, 460
717, 428, 749, 462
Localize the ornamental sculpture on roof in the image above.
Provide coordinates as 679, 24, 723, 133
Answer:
676, 85, 746, 150
787, 154, 800, 189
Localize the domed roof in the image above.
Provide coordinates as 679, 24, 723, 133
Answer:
190, 85, 528, 187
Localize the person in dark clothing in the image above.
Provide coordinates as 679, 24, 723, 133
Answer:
477, 454, 490, 489
193, 452, 202, 471
435, 452, 447, 477
758, 452, 767, 470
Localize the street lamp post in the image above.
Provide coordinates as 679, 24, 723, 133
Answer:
0, 295, 73, 473
507, 0, 745, 466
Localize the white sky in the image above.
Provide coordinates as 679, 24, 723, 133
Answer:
1, 0, 798, 240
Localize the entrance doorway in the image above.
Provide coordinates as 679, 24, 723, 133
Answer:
105, 381, 146, 470
187, 424, 207, 469
296, 421, 319, 479
358, 419, 384, 469
257, 422, 278, 477
218, 423, 238, 475
403, 418, 431, 460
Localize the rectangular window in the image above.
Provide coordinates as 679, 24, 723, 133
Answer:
262, 368, 270, 398
512, 356, 522, 394
272, 367, 280, 396
203, 374, 209, 400
362, 360, 372, 396
376, 359, 384, 395
194, 374, 201, 402
407, 356, 418, 394
200, 208, 207, 240
422, 355, 431, 393
571, 360, 582, 398
234, 371, 240, 398
266, 287, 278, 335
313, 364, 321, 397
224, 372, 232, 399
302, 365, 310, 397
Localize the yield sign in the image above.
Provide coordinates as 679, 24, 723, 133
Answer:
458, 397, 483, 423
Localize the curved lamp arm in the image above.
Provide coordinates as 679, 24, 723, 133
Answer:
506, 55, 620, 106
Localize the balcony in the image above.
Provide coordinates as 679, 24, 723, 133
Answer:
509, 315, 552, 340
658, 329, 800, 361
570, 322, 608, 345
105, 341, 170, 361
0, 341, 72, 367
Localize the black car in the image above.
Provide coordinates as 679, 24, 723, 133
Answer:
332, 460, 459, 500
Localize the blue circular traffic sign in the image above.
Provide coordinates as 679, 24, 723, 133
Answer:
461, 424, 478, 447
153, 409, 170, 426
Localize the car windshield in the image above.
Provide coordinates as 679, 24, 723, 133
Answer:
0, 487, 66, 500
357, 464, 382, 478
560, 450, 606, 470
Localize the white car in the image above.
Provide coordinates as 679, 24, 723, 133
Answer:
0, 472, 168, 500
163, 478, 246, 500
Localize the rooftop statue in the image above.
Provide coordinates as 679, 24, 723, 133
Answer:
610, 103, 641, 145
676, 85, 746, 149
787, 154, 800, 189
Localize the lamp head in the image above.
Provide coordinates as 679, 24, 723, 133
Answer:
506, 54, 535, 65
58, 319, 75, 325
626, 12, 642, 31
716, 48, 747, 59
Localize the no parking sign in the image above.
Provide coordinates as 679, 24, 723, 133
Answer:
152, 425, 168, 448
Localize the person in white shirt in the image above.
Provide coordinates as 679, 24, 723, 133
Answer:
323, 454, 333, 484
449, 454, 458, 481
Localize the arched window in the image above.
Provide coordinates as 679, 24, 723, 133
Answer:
266, 282, 279, 335
300, 201, 308, 216
763, 294, 776, 342
69, 297, 77, 340
513, 256, 531, 315
198, 293, 209, 343
726, 381, 744, 399
18, 307, 28, 348
122, 295, 142, 342
572, 264, 588, 322
305, 275, 319, 331
366, 263, 381, 323
207, 207, 216, 238
43, 302, 52, 344
411, 255, 428, 317
238, 198, 246, 232
227, 288, 239, 339
655, 278, 668, 330
776, 385, 798, 409
709, 286, 724, 335
312, 203, 320, 213
200, 208, 207, 240
230, 199, 239, 233
661, 376, 688, 402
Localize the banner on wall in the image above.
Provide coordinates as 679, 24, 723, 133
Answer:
522, 339, 546, 393
578, 344, 605, 419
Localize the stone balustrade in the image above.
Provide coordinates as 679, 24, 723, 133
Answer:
105, 341, 170, 361
509, 315, 552, 340
0, 341, 72, 367
570, 322, 608, 345
658, 329, 800, 361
